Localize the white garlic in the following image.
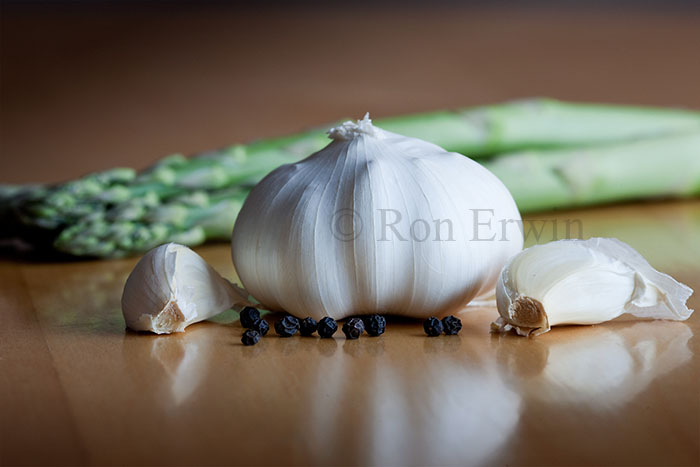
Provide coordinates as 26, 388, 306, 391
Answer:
122, 242, 249, 334
493, 237, 694, 336
231, 115, 523, 320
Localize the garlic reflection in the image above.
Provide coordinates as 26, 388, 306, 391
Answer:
370, 363, 521, 466
149, 328, 215, 405
306, 339, 521, 466
517, 322, 692, 409
307, 348, 347, 465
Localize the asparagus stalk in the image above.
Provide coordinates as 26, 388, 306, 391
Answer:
48, 132, 700, 258
235, 98, 700, 159
3, 98, 699, 257
53, 187, 248, 258
381, 98, 700, 155
3, 149, 289, 239
11, 99, 700, 227
483, 131, 700, 212
0, 184, 50, 242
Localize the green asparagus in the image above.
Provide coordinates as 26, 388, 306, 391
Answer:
53, 188, 248, 258
380, 98, 700, 155
485, 132, 700, 212
2, 98, 699, 258
43, 131, 699, 258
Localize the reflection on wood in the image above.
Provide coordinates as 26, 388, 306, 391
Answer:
1, 200, 698, 465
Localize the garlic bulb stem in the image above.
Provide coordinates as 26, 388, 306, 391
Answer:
122, 243, 249, 334
493, 238, 694, 336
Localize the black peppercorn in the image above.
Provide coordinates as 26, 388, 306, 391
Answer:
274, 315, 299, 337
241, 329, 261, 346
317, 317, 338, 338
363, 314, 386, 337
299, 317, 318, 336
442, 315, 462, 335
251, 318, 270, 336
239, 306, 260, 328
423, 317, 443, 336
342, 317, 365, 339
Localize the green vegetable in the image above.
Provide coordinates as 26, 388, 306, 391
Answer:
380, 98, 700, 155
486, 132, 700, 212
2, 98, 699, 258
53, 187, 248, 258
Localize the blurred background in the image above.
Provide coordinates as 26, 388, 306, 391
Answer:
2, 0, 700, 184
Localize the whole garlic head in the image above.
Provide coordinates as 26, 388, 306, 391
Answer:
493, 237, 694, 336
122, 243, 248, 334
232, 115, 523, 320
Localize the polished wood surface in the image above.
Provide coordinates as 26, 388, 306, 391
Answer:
2, 5, 700, 466
1, 201, 699, 465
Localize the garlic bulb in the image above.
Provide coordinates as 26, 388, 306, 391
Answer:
122, 243, 248, 334
232, 115, 523, 320
493, 237, 694, 337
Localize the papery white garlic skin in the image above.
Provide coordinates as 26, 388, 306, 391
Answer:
122, 243, 246, 334
493, 237, 694, 337
231, 115, 523, 320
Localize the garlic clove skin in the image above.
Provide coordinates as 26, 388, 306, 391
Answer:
122, 242, 249, 334
493, 237, 693, 337
232, 115, 523, 320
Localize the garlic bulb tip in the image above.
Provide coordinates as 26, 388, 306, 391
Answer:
327, 113, 376, 140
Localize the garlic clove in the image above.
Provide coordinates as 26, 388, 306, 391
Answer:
493, 237, 694, 337
122, 242, 249, 334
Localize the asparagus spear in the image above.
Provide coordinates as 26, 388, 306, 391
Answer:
0, 183, 50, 242
484, 131, 700, 212
5, 150, 292, 235
53, 187, 248, 258
381, 98, 700, 155
10, 98, 700, 229
239, 98, 700, 159
3, 98, 699, 257
48, 131, 700, 258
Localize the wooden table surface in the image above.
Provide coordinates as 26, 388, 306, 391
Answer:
1, 5, 700, 466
